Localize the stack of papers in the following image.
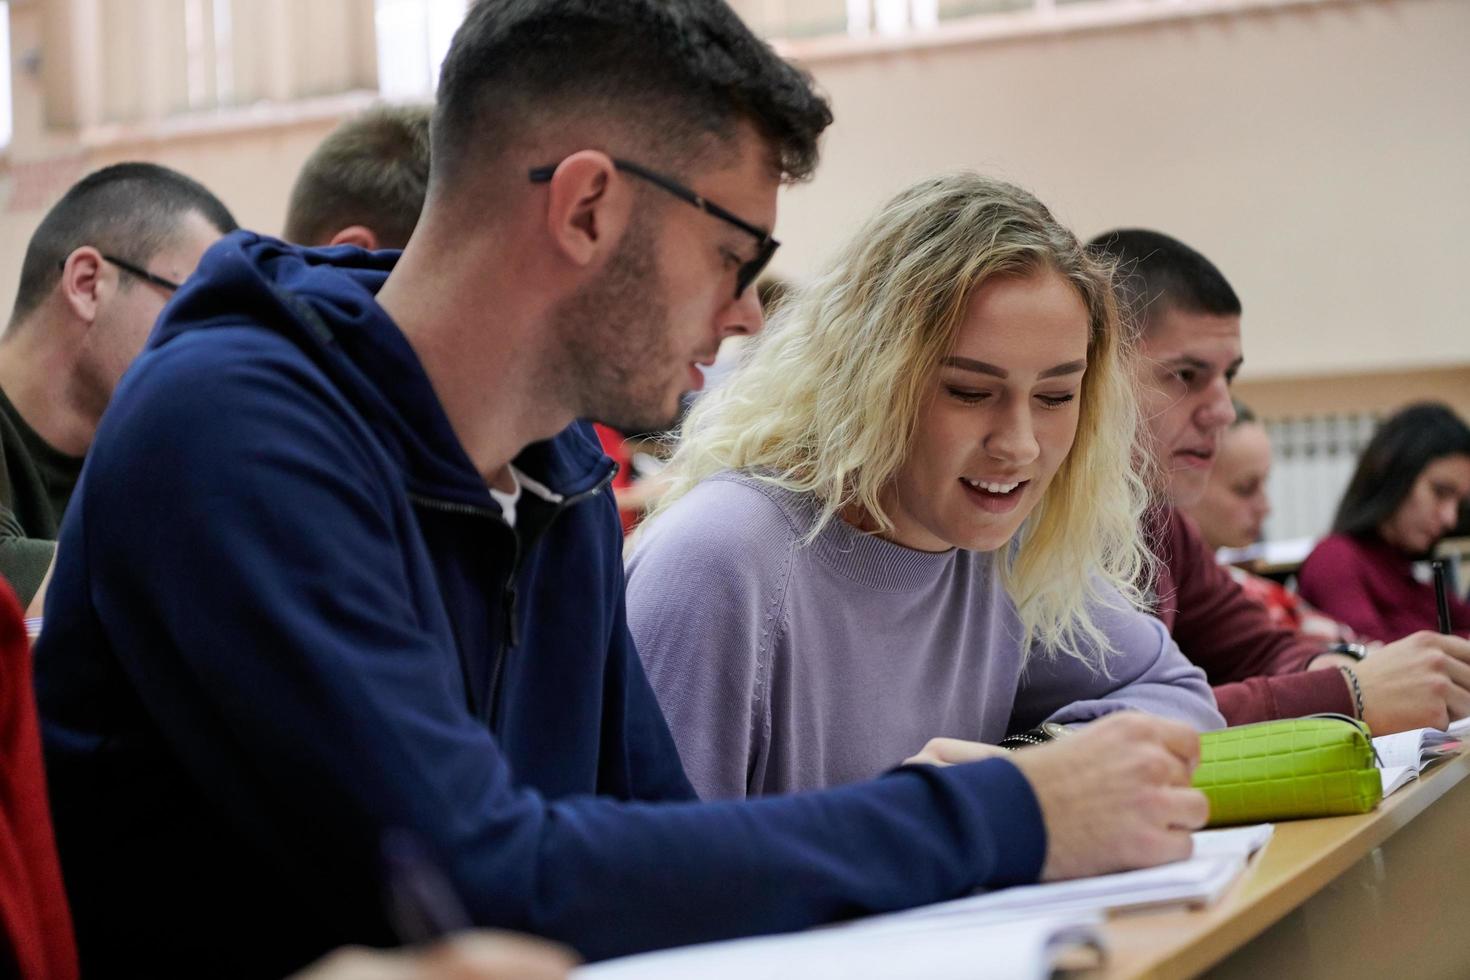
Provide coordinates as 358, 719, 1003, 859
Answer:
884, 825, 1271, 928
577, 913, 1103, 980
1191, 823, 1275, 859
578, 826, 1273, 979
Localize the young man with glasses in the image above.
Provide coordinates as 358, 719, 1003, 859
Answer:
37, 3, 1205, 976
0, 162, 235, 611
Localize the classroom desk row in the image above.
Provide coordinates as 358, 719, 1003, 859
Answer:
1249, 535, 1470, 584
1095, 742, 1470, 978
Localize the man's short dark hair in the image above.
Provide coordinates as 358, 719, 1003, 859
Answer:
1087, 228, 1241, 336
9, 162, 237, 325
432, 0, 832, 189
284, 104, 432, 249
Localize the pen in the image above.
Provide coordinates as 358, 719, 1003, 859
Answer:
382, 828, 473, 945
1432, 559, 1454, 634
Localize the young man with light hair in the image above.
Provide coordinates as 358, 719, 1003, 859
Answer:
283, 104, 432, 250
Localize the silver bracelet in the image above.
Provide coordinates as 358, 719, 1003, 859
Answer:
1338, 665, 1366, 722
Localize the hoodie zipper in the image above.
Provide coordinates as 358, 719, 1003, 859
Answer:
410, 467, 615, 727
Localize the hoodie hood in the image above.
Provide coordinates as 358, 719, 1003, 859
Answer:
153, 231, 611, 509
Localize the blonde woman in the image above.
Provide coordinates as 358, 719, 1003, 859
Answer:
626, 173, 1223, 800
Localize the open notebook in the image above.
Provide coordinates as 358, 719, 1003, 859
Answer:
576, 826, 1272, 979
1374, 715, 1470, 797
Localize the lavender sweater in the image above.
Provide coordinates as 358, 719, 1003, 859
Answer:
626, 472, 1224, 800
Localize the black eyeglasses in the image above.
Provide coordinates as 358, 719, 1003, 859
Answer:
529, 157, 778, 300
58, 254, 182, 292
103, 254, 182, 292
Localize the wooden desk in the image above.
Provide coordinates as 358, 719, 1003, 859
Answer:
1097, 747, 1470, 978
1237, 558, 1300, 585
1436, 537, 1470, 561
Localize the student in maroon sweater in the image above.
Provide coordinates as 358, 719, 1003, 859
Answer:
1089, 230, 1470, 732
1300, 403, 1470, 642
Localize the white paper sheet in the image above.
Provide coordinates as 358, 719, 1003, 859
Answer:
1380, 765, 1417, 797
575, 912, 1103, 980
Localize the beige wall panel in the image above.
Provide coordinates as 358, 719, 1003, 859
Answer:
1233, 365, 1470, 421
0, 113, 346, 316
85, 118, 349, 233
775, 0, 1470, 380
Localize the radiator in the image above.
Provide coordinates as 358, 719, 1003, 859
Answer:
1262, 413, 1379, 543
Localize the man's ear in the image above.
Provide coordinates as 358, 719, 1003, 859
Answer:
539, 151, 631, 270
58, 247, 106, 325
326, 225, 380, 250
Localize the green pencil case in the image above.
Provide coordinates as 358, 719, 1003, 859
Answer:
1192, 717, 1382, 827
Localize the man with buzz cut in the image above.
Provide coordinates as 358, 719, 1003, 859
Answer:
37, 3, 1207, 976
1091, 228, 1470, 733
283, 103, 432, 250
0, 163, 236, 610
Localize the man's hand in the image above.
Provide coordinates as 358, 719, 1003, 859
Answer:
1006, 712, 1208, 881
1337, 632, 1470, 734
904, 737, 1009, 768
291, 932, 577, 980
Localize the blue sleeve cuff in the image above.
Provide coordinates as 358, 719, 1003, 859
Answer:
938, 756, 1048, 887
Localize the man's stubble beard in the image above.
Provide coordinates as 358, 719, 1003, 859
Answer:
548, 213, 679, 434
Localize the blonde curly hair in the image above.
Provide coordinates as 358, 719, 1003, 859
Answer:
643, 172, 1153, 668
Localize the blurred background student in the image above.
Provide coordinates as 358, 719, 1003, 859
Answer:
1181, 402, 1360, 643
1299, 402, 1470, 641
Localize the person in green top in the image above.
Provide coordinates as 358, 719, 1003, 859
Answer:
0, 162, 236, 610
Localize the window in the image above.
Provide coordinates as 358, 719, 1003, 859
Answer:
0, 2, 11, 148
374, 0, 467, 99
740, 0, 1308, 43
184, 0, 233, 110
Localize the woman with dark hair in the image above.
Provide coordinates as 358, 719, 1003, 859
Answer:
1298, 402, 1470, 642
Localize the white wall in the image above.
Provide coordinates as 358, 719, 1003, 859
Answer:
773, 0, 1470, 380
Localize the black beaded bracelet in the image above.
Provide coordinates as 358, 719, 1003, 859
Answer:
1338, 665, 1366, 722
998, 721, 1074, 750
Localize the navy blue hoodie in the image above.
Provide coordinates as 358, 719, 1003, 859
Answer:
35, 233, 1045, 977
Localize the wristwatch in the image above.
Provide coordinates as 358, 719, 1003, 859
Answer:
1326, 641, 1369, 662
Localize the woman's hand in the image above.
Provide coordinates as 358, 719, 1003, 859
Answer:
903, 737, 1010, 768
